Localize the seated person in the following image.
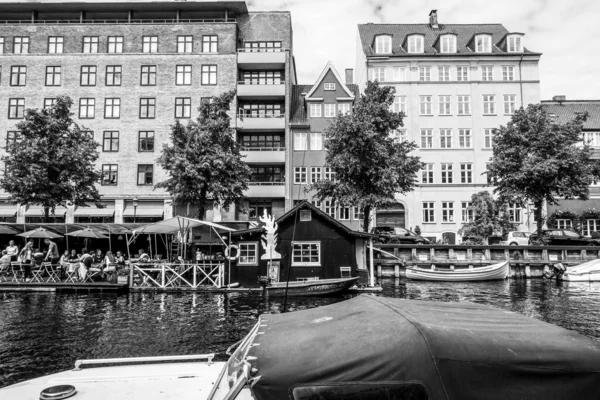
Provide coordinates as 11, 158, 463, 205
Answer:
131, 249, 150, 263
115, 251, 126, 266
78, 248, 94, 281
103, 251, 117, 272
0, 250, 11, 272
94, 249, 104, 265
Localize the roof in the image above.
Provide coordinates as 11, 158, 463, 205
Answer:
134, 216, 235, 235
305, 61, 355, 100
249, 295, 600, 400
290, 84, 360, 127
541, 100, 600, 130
0, 1, 248, 14
358, 23, 541, 57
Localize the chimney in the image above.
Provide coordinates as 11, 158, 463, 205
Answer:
429, 10, 438, 29
553, 95, 566, 102
345, 69, 354, 85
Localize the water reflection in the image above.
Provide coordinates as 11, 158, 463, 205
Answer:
1, 279, 600, 388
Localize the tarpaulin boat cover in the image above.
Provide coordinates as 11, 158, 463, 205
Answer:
248, 295, 600, 400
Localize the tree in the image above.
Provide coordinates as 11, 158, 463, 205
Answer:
307, 81, 423, 232
156, 90, 250, 220
487, 104, 600, 235
0, 96, 102, 221
458, 191, 514, 244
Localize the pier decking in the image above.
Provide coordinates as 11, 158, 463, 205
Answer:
0, 282, 128, 292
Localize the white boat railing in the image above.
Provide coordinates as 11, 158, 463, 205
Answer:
74, 354, 215, 370
130, 262, 224, 289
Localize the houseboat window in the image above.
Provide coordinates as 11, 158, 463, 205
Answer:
300, 210, 312, 221
292, 383, 429, 400
292, 242, 320, 266
238, 243, 258, 265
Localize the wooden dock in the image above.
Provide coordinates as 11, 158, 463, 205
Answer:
0, 282, 129, 292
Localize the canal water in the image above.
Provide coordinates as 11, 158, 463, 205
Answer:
2, 278, 600, 389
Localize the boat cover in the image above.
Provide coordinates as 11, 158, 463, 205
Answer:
248, 295, 600, 400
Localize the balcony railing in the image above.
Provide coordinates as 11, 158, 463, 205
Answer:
248, 182, 285, 186
0, 18, 235, 25
241, 146, 285, 151
238, 48, 285, 53
238, 80, 284, 85
238, 112, 284, 118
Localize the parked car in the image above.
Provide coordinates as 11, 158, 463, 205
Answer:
372, 226, 430, 244
499, 231, 533, 246
528, 229, 600, 246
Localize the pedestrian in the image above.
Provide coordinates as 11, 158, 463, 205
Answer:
18, 241, 34, 281
44, 238, 60, 265
6, 240, 19, 262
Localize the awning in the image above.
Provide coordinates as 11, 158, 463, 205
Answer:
0, 203, 17, 217
135, 216, 235, 234
74, 207, 115, 216
123, 207, 164, 217
25, 205, 67, 216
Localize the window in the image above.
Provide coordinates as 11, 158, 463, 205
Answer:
10, 66, 26, 86
508, 203, 521, 223
438, 65, 450, 81
457, 66, 469, 81
249, 166, 284, 183
423, 202, 434, 222
104, 98, 120, 119
79, 98, 95, 119
421, 163, 434, 184
310, 132, 323, 150
324, 83, 335, 91
458, 129, 472, 148
240, 103, 283, 117
441, 163, 453, 183
324, 167, 336, 181
353, 206, 362, 221
242, 71, 283, 84
583, 220, 599, 236
175, 65, 192, 85
14, 37, 29, 54
419, 66, 431, 81
440, 129, 452, 148
338, 205, 350, 220
8, 98, 25, 119
48, 36, 63, 53
102, 131, 119, 152
475, 35, 491, 53
108, 36, 123, 53
556, 219, 572, 230
175, 97, 191, 118
43, 98, 56, 109
324, 201, 336, 218
438, 95, 451, 115
142, 36, 158, 53
338, 103, 351, 115
238, 243, 258, 265
391, 129, 406, 143
0, 37, 4, 54
309, 103, 322, 118
392, 96, 407, 113
504, 94, 516, 114
6, 131, 21, 152
375, 35, 391, 54
483, 95, 496, 115
507, 35, 523, 52
310, 167, 322, 183
292, 242, 320, 266
248, 200, 273, 219
460, 163, 473, 183
243, 41, 282, 52
45, 66, 61, 86
83, 36, 98, 53
139, 98, 156, 118
202, 35, 218, 53
481, 65, 493, 81
440, 35, 456, 53
177, 35, 193, 53
137, 165, 154, 185
105, 66, 122, 86
369, 67, 386, 82
484, 128, 494, 148
201, 65, 217, 85
392, 67, 406, 81
462, 202, 474, 222
419, 95, 432, 115
101, 164, 118, 185
141, 65, 157, 86
294, 167, 307, 184
442, 202, 454, 222
80, 66, 96, 86
138, 131, 154, 152
294, 132, 307, 150
457, 95, 471, 115
324, 104, 336, 118
502, 66, 515, 81
420, 129, 433, 149
240, 134, 283, 149
407, 35, 424, 53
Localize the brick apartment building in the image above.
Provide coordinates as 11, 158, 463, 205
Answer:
0, 0, 294, 224
355, 10, 541, 242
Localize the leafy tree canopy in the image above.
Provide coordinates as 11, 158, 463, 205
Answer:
458, 191, 515, 244
307, 81, 423, 231
0, 96, 102, 220
156, 90, 251, 220
487, 103, 600, 234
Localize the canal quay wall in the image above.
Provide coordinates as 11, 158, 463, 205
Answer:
373, 244, 600, 278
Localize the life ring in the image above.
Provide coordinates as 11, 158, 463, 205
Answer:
224, 244, 239, 261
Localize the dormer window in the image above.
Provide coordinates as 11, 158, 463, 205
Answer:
507, 35, 523, 52
375, 35, 392, 54
407, 35, 424, 54
475, 35, 492, 53
440, 35, 456, 53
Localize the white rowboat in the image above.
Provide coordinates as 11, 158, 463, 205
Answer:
405, 261, 509, 282
562, 259, 600, 282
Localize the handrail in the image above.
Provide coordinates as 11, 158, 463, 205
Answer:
237, 113, 284, 118
248, 182, 285, 186
237, 80, 285, 85
74, 353, 215, 370
0, 18, 236, 25
241, 146, 285, 151
238, 48, 285, 53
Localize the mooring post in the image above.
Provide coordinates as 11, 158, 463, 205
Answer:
394, 264, 400, 278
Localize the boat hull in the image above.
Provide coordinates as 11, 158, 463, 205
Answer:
264, 277, 358, 296
406, 261, 509, 282
562, 259, 600, 282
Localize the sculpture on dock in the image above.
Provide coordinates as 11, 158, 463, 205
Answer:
260, 209, 281, 260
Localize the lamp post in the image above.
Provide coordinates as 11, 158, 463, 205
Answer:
133, 196, 138, 223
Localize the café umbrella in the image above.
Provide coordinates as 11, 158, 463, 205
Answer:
65, 228, 109, 253
16, 227, 62, 239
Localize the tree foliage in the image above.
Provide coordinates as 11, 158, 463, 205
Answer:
487, 104, 600, 235
156, 90, 250, 220
458, 191, 515, 244
0, 96, 102, 220
307, 81, 423, 231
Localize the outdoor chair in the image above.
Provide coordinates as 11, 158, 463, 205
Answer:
10, 262, 24, 282
84, 266, 102, 283
30, 264, 45, 283
43, 262, 60, 283
0, 262, 11, 282
65, 263, 79, 283
104, 263, 118, 284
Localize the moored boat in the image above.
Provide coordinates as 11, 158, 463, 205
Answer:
259, 276, 358, 296
406, 261, 509, 281
561, 259, 600, 282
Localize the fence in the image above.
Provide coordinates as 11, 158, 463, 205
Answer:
130, 262, 223, 290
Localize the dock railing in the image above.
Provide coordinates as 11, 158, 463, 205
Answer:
129, 262, 224, 289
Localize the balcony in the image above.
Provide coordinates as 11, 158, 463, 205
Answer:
237, 49, 286, 70
241, 147, 285, 163
245, 182, 285, 198
237, 81, 285, 100
237, 114, 285, 131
